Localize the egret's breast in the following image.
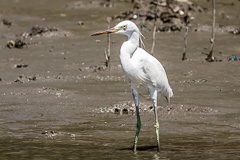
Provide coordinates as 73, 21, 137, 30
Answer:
120, 55, 143, 84
120, 56, 137, 80
119, 42, 148, 84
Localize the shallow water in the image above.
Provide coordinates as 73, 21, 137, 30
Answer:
0, 0, 240, 159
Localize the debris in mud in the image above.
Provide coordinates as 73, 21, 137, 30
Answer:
15, 39, 28, 48
113, 0, 206, 32
97, 101, 220, 116
99, 101, 154, 115
42, 131, 57, 138
201, 52, 223, 62
8, 57, 22, 62
1, 19, 12, 27
0, 77, 2, 81
6, 40, 15, 49
30, 25, 58, 36
7, 39, 27, 49
158, 24, 181, 32
86, 65, 107, 72
41, 130, 76, 139
55, 73, 63, 79
95, 75, 125, 82
60, 13, 67, 17
17, 25, 58, 38
77, 21, 84, 25
114, 107, 131, 115
180, 79, 208, 84
15, 64, 29, 68
95, 40, 101, 43
67, 0, 113, 9
229, 29, 240, 35
184, 106, 221, 114
228, 28, 240, 35
208, 57, 222, 62
100, 0, 114, 8
228, 56, 238, 61
14, 74, 37, 83
36, 87, 65, 98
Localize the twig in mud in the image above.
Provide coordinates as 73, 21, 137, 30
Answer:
150, 1, 158, 55
182, 25, 189, 60
104, 17, 111, 67
206, 0, 216, 62
182, 13, 190, 61
151, 19, 157, 55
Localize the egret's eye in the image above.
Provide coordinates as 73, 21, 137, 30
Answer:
122, 25, 127, 30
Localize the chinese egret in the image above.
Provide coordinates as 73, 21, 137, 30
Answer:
91, 20, 173, 152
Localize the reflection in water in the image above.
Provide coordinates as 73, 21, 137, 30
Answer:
153, 154, 160, 160
134, 151, 139, 160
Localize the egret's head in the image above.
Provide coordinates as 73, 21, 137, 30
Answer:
91, 20, 145, 48
90, 20, 139, 37
113, 20, 139, 35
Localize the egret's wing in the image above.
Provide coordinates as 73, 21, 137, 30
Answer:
134, 48, 172, 98
143, 57, 167, 88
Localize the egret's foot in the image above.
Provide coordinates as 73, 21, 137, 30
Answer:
154, 121, 160, 152
132, 136, 138, 152
132, 143, 137, 153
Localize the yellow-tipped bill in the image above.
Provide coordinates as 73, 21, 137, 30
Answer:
90, 28, 119, 36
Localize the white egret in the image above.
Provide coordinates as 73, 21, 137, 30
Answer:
91, 20, 173, 152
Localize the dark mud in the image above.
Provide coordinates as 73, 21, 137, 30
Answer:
0, 0, 240, 159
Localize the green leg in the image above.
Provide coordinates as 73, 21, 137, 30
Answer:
150, 88, 160, 152
154, 107, 160, 152
133, 106, 141, 152
131, 85, 141, 152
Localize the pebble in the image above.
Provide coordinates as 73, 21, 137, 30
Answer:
77, 21, 84, 25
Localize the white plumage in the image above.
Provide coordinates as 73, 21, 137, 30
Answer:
91, 20, 173, 152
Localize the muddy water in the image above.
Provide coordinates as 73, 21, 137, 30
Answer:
0, 0, 240, 159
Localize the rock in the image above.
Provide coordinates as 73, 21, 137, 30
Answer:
30, 25, 58, 36
15, 39, 27, 48
122, 108, 128, 114
229, 29, 240, 35
15, 64, 29, 68
87, 65, 106, 72
77, 21, 84, 25
1, 19, 12, 27
7, 40, 15, 49
14, 74, 37, 83
114, 108, 120, 114
7, 39, 27, 49
100, 1, 113, 8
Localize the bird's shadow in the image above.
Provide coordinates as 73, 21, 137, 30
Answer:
119, 145, 157, 151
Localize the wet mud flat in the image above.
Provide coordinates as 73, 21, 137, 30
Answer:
0, 0, 240, 159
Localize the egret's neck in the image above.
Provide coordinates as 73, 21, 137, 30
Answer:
120, 31, 140, 60
119, 30, 140, 76
127, 31, 139, 47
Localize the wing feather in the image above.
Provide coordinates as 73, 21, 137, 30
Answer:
132, 48, 173, 99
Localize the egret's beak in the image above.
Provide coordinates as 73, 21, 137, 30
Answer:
90, 28, 119, 36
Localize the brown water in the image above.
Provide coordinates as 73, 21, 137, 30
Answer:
0, 0, 240, 159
